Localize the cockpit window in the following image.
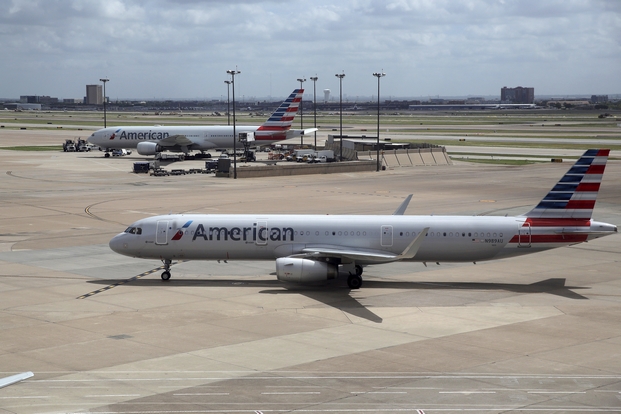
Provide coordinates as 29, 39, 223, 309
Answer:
125, 227, 141, 234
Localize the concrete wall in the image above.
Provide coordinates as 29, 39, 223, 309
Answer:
359, 147, 452, 169
218, 160, 377, 178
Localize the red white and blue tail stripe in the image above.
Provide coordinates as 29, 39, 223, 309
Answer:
508, 149, 613, 248
255, 89, 303, 142
525, 149, 609, 220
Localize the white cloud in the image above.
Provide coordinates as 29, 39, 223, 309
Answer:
0, 0, 619, 99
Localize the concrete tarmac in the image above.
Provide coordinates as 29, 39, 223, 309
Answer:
0, 131, 620, 413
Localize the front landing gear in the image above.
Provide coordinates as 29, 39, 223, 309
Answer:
161, 259, 172, 281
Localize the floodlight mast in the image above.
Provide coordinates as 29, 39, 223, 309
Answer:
224, 80, 232, 125
310, 76, 318, 150
373, 71, 385, 172
335, 73, 345, 161
297, 77, 306, 146
226, 69, 241, 179
99, 78, 109, 128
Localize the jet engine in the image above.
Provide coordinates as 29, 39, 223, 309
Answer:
137, 141, 163, 156
276, 258, 338, 283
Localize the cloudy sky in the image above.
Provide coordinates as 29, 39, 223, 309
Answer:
1, 0, 620, 101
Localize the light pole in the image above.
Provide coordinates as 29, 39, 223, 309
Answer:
335, 73, 345, 161
226, 69, 241, 179
224, 80, 232, 125
310, 76, 318, 150
373, 71, 385, 172
99, 78, 109, 128
297, 77, 306, 147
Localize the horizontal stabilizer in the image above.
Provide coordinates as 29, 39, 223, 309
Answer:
0, 372, 33, 389
286, 128, 319, 138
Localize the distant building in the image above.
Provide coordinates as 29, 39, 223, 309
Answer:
501, 86, 534, 104
3, 103, 42, 110
63, 98, 83, 104
85, 84, 103, 105
19, 95, 58, 104
590, 95, 608, 103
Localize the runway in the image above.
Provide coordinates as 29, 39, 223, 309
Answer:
0, 130, 620, 413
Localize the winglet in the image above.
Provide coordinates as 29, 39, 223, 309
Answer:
393, 194, 413, 215
397, 227, 429, 259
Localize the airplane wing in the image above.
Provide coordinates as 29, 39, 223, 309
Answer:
157, 134, 194, 148
297, 228, 429, 264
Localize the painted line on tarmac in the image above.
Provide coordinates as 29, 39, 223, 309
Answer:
76, 266, 164, 299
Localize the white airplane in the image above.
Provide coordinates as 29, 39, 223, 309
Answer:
87, 89, 315, 158
109, 149, 617, 289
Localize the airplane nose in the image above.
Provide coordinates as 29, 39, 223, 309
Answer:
109, 234, 128, 254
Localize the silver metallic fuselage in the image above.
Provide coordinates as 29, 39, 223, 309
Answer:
109, 214, 616, 264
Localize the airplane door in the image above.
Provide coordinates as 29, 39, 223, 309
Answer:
156, 220, 169, 245
256, 220, 268, 246
518, 222, 531, 248
381, 225, 393, 247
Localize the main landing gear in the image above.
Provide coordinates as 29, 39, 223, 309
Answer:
161, 259, 172, 281
346, 265, 364, 289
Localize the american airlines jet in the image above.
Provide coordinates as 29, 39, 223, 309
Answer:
109, 149, 617, 289
87, 89, 314, 157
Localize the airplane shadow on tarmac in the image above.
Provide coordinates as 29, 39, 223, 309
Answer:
85, 277, 588, 324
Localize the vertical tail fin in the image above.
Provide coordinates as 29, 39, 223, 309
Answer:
255, 89, 303, 142
525, 149, 609, 220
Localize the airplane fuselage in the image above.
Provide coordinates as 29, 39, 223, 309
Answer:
88, 125, 263, 151
107, 149, 617, 288
110, 213, 614, 264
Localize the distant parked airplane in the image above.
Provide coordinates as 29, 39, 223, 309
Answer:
109, 149, 616, 289
87, 89, 316, 158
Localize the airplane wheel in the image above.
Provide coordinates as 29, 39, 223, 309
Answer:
161, 271, 171, 281
347, 274, 362, 289
355, 265, 363, 276
104, 153, 110, 158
